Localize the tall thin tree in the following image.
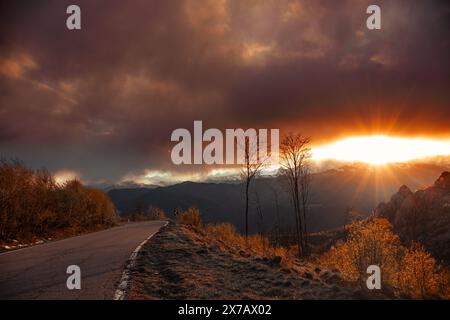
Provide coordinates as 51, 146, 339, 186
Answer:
240, 133, 266, 239
269, 185, 281, 246
280, 133, 311, 257
299, 149, 311, 254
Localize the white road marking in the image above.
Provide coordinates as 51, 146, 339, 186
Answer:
113, 221, 169, 300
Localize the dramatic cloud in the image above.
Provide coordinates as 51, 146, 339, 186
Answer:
0, 0, 449, 183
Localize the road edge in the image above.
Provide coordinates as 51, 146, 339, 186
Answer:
113, 221, 169, 300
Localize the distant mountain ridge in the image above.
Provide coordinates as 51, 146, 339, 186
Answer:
91, 181, 160, 192
108, 162, 449, 234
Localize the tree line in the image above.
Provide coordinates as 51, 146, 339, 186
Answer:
0, 159, 118, 242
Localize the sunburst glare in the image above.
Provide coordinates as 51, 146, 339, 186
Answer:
312, 135, 450, 165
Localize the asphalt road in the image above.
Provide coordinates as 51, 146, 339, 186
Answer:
0, 221, 167, 300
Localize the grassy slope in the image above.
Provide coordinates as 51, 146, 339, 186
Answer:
128, 223, 381, 300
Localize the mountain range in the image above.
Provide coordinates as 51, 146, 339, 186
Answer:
108, 162, 449, 234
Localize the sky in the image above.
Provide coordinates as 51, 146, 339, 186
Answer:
0, 0, 449, 185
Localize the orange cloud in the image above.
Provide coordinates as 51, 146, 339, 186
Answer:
0, 53, 37, 79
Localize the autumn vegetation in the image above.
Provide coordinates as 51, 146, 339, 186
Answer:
176, 207, 293, 263
176, 207, 202, 227
2, 156, 448, 299
0, 159, 118, 243
321, 217, 449, 299
177, 206, 449, 299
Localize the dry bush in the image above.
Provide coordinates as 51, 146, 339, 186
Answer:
320, 217, 449, 299
398, 243, 449, 299
0, 159, 118, 242
177, 207, 202, 227
321, 218, 403, 285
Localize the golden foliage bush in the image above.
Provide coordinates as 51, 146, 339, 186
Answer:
0, 160, 118, 242
177, 207, 202, 227
320, 217, 449, 299
397, 243, 449, 299
321, 218, 404, 284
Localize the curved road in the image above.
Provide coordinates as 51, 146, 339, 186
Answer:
0, 221, 167, 300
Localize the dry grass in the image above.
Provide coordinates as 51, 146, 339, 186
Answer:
176, 207, 202, 227
175, 208, 295, 266
204, 223, 294, 267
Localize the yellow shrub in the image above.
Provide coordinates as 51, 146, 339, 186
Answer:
321, 218, 403, 285
177, 207, 202, 227
320, 217, 449, 298
397, 243, 447, 299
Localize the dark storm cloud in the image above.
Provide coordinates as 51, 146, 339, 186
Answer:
0, 0, 449, 183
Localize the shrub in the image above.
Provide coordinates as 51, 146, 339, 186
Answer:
320, 217, 449, 298
397, 243, 448, 299
177, 207, 202, 227
321, 218, 403, 285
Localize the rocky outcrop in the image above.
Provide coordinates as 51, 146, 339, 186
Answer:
434, 171, 450, 190
375, 172, 450, 263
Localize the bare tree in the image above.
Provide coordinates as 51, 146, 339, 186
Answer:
269, 185, 281, 246
240, 133, 267, 239
299, 154, 311, 254
280, 133, 311, 257
254, 190, 264, 235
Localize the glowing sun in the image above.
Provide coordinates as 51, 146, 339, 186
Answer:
311, 135, 450, 165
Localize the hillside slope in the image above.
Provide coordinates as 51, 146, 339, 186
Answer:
128, 223, 383, 299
